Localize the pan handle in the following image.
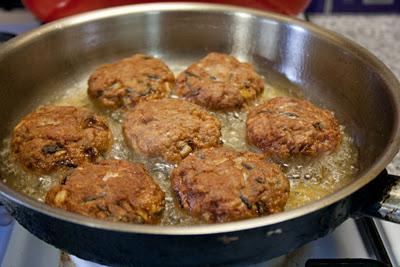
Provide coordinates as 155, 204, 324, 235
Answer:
357, 171, 400, 223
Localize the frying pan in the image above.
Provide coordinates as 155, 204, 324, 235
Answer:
0, 3, 400, 266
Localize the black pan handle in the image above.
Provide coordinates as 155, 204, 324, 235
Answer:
356, 171, 400, 223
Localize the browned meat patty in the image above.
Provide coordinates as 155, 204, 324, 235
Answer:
123, 98, 222, 163
175, 53, 264, 111
46, 160, 165, 224
11, 106, 112, 174
88, 54, 175, 109
171, 147, 289, 223
246, 97, 342, 158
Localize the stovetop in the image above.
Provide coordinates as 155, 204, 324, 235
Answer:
0, 218, 395, 267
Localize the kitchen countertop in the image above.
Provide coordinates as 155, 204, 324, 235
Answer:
310, 15, 400, 175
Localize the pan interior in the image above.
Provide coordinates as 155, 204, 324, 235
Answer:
0, 5, 398, 229
0, 61, 359, 226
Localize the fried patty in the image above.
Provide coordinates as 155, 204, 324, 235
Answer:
123, 98, 222, 163
45, 160, 165, 224
175, 53, 264, 110
246, 97, 342, 158
171, 147, 289, 223
11, 106, 112, 174
88, 54, 175, 109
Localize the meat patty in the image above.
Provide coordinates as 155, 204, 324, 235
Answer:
45, 159, 165, 224
123, 98, 222, 163
88, 54, 175, 109
171, 147, 289, 223
175, 53, 264, 110
246, 97, 342, 158
11, 106, 112, 174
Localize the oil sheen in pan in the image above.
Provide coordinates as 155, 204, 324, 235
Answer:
0, 66, 359, 226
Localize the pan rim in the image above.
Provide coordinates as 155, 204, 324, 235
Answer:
0, 2, 399, 236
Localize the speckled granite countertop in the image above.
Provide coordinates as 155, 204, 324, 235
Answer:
310, 15, 400, 175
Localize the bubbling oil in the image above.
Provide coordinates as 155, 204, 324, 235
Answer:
0, 75, 358, 225
214, 82, 358, 209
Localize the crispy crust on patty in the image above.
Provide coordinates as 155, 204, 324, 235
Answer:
88, 54, 175, 109
176, 53, 264, 110
123, 98, 222, 163
246, 97, 342, 158
171, 147, 289, 223
11, 106, 112, 174
45, 160, 165, 224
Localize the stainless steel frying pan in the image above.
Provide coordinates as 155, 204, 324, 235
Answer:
0, 3, 400, 266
